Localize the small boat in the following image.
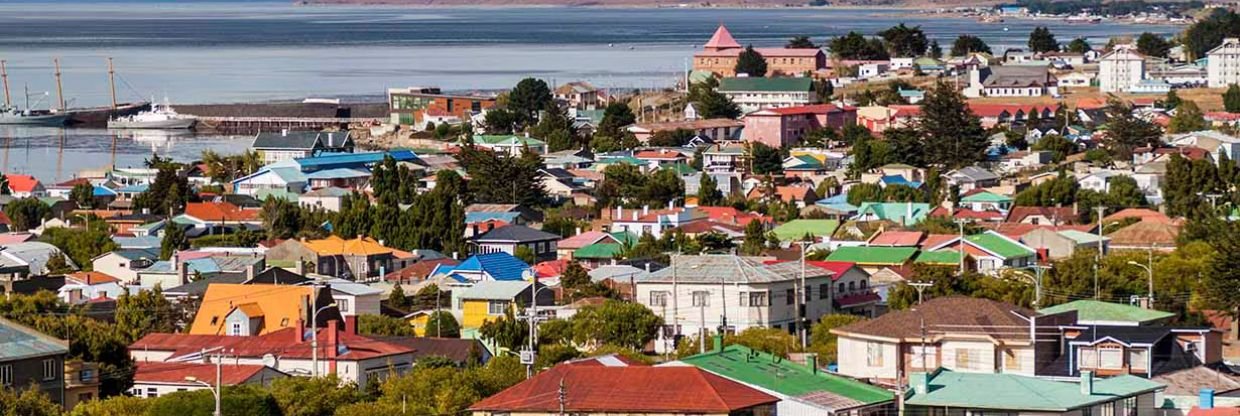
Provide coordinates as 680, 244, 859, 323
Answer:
107, 100, 196, 130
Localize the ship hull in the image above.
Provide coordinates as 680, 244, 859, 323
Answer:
0, 114, 69, 126
67, 102, 150, 126
107, 118, 197, 130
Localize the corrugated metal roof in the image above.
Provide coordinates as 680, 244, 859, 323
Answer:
0, 317, 68, 361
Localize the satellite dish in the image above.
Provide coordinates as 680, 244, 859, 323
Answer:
262, 353, 277, 368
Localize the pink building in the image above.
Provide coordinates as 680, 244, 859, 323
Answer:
741, 104, 856, 148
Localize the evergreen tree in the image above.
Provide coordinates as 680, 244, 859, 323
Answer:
459, 145, 547, 207
133, 164, 191, 216
749, 142, 784, 175
928, 39, 942, 59
506, 78, 553, 129
70, 182, 95, 209
951, 35, 991, 56
1168, 100, 1208, 133
740, 219, 766, 255
1181, 9, 1240, 60
828, 32, 889, 60
597, 102, 636, 139
918, 81, 987, 168
786, 36, 816, 49
1027, 26, 1060, 53
1163, 89, 1182, 110
1066, 37, 1092, 53
697, 173, 723, 206
878, 23, 929, 57
3, 197, 49, 231
1136, 32, 1171, 58
425, 311, 461, 338
735, 45, 768, 77
1197, 219, 1240, 315
688, 77, 741, 119
160, 224, 188, 261
1102, 99, 1162, 160
529, 103, 578, 152
1225, 84, 1240, 113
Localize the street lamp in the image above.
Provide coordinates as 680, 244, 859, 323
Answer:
311, 302, 337, 378
522, 269, 554, 379
184, 375, 221, 416
1127, 261, 1154, 308
1012, 264, 1052, 308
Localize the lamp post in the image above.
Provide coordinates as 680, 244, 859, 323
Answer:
1013, 264, 1052, 308
184, 354, 221, 416
311, 302, 337, 378
523, 269, 554, 379
1127, 261, 1154, 308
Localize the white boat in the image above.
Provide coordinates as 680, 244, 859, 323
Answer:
107, 100, 196, 130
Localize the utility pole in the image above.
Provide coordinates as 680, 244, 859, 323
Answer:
671, 254, 679, 342
953, 219, 968, 276
1094, 205, 1106, 299
796, 240, 811, 349
910, 281, 934, 305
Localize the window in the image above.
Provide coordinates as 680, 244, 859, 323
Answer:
650, 291, 669, 307
839, 283, 846, 294
337, 299, 351, 314
1082, 405, 1093, 416
146, 388, 157, 398
78, 393, 93, 402
1004, 349, 1022, 371
866, 342, 884, 367
819, 284, 829, 300
692, 291, 709, 307
786, 288, 795, 305
230, 322, 242, 336
1080, 348, 1099, 368
1099, 347, 1123, 369
43, 358, 56, 381
747, 292, 768, 307
487, 301, 509, 315
1129, 349, 1148, 371
1121, 397, 1137, 416
848, 281, 856, 292
80, 369, 94, 383
860, 280, 868, 289
910, 345, 937, 369
0, 365, 10, 386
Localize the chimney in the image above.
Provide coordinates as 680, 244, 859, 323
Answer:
615, 206, 622, 220
1200, 389, 1215, 410
245, 265, 255, 282
343, 315, 357, 335
644, 263, 651, 273
912, 372, 930, 394
1080, 371, 1094, 395
712, 334, 723, 353
294, 318, 305, 343
326, 319, 340, 358
178, 262, 189, 285
296, 260, 306, 276
642, 205, 649, 216
906, 201, 913, 223
327, 133, 334, 147
806, 353, 818, 374
575, 227, 581, 236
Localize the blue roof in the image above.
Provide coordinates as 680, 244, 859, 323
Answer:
112, 236, 161, 249
304, 168, 371, 180
465, 212, 523, 224
117, 184, 149, 193
93, 186, 118, 197
881, 175, 922, 188
295, 150, 417, 170
185, 258, 222, 275
0, 318, 68, 361
441, 252, 530, 281
111, 248, 160, 261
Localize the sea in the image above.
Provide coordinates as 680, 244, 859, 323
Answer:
0, 0, 1181, 181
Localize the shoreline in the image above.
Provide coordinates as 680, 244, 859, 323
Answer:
295, 1, 935, 10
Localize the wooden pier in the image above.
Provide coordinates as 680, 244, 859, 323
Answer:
191, 116, 383, 133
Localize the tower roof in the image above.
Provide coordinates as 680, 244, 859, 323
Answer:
704, 24, 741, 50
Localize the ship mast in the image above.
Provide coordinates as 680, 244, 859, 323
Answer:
53, 58, 65, 112
1, 60, 10, 108
107, 58, 118, 111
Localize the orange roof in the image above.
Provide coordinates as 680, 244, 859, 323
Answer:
302, 236, 399, 256
65, 271, 120, 285
694, 206, 771, 226
703, 24, 741, 50
634, 149, 687, 160
868, 231, 924, 246
188, 284, 315, 336
763, 104, 849, 116
1104, 208, 1174, 224
1188, 407, 1240, 416
184, 201, 261, 223
4, 174, 41, 193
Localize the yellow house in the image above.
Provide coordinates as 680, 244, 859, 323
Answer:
189, 284, 341, 336
453, 281, 554, 330
404, 310, 432, 337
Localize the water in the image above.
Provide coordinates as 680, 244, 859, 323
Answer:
0, 126, 252, 182
0, 1, 1181, 181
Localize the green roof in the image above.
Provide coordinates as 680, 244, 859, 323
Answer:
680, 344, 892, 410
474, 135, 546, 146
960, 191, 1013, 203
1038, 300, 1174, 324
573, 243, 624, 259
718, 77, 813, 93
913, 250, 963, 265
964, 232, 1034, 259
609, 231, 638, 246
907, 370, 1164, 411
826, 246, 917, 265
855, 202, 930, 226
772, 219, 840, 242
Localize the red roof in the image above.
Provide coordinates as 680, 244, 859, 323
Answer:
1005, 206, 1077, 225
0, 212, 12, 226
952, 208, 1006, 221
764, 104, 847, 116
184, 202, 261, 223
134, 362, 274, 385
694, 206, 771, 226
469, 365, 777, 413
703, 24, 741, 50
131, 327, 414, 361
868, 231, 924, 247
66, 271, 120, 285
807, 260, 858, 281
1206, 112, 1240, 121
533, 259, 577, 278
0, 231, 33, 245
966, 103, 1059, 118
889, 104, 922, 117
557, 231, 616, 250
383, 258, 460, 283
54, 177, 92, 188
1188, 407, 1240, 416
675, 219, 744, 235
634, 149, 687, 160
4, 174, 41, 193
919, 234, 958, 250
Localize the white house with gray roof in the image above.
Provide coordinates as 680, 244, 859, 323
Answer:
251, 130, 354, 165
633, 255, 834, 353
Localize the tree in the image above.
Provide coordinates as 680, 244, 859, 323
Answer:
1032, 134, 1077, 162
878, 23, 928, 57
4, 197, 50, 231
1102, 99, 1162, 160
115, 287, 180, 341
388, 283, 413, 311
741, 219, 766, 255
1027, 26, 1059, 53
132, 163, 190, 216
1013, 173, 1079, 206
688, 77, 741, 119
459, 145, 547, 207
144, 386, 280, 416
1181, 9, 1240, 60
425, 310, 461, 338
159, 224, 187, 261
513, 245, 537, 264
269, 375, 364, 416
1225, 84, 1240, 113
529, 104, 578, 152
884, 126, 925, 167
569, 300, 663, 350
735, 45, 768, 77
928, 39, 942, 58
1066, 37, 1091, 53
0, 174, 9, 195
1163, 89, 1182, 110
479, 309, 528, 351
358, 314, 415, 337
70, 182, 95, 209
597, 102, 636, 139
69, 395, 150, 416
697, 173, 723, 206
749, 142, 783, 175
1136, 32, 1171, 58
40, 221, 117, 270
506, 77, 553, 129
786, 35, 816, 49
828, 32, 889, 60
919, 81, 987, 168
647, 128, 695, 147
0, 386, 62, 416
951, 35, 991, 56
809, 314, 865, 364
1195, 219, 1240, 317
1168, 100, 1208, 133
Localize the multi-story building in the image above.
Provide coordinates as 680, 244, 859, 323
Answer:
693, 25, 827, 78
717, 77, 816, 114
1207, 38, 1240, 88
740, 103, 855, 148
1098, 45, 1147, 93
0, 317, 68, 406
964, 65, 1058, 98
386, 87, 496, 127
63, 360, 100, 410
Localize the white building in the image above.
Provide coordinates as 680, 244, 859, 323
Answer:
1098, 45, 1146, 93
964, 65, 1058, 98
633, 255, 834, 353
716, 77, 816, 114
1207, 38, 1240, 89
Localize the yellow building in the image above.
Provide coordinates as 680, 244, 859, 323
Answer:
453, 281, 554, 330
189, 284, 340, 336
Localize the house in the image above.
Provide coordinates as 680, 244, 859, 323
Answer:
453, 280, 554, 330
469, 361, 779, 416
717, 77, 816, 114
386, 87, 496, 127
770, 219, 839, 243
608, 206, 703, 240
57, 271, 124, 305
0, 241, 75, 278
856, 105, 920, 133
854, 202, 930, 226
945, 166, 1000, 192
4, 174, 46, 198
1108, 221, 1179, 252
1169, 131, 1240, 166
830, 296, 1071, 383
432, 252, 529, 283
1021, 228, 1109, 260
90, 248, 159, 284
1007, 206, 1078, 226
905, 369, 1164, 416
1039, 300, 1173, 327
230, 163, 308, 197
539, 168, 585, 199
810, 260, 880, 317
1052, 325, 1221, 378
965, 65, 1058, 98
999, 150, 1053, 173
968, 103, 1058, 128
1058, 71, 1095, 88
675, 340, 894, 416
131, 320, 415, 386
702, 143, 746, 174
747, 185, 818, 208
553, 81, 603, 110
298, 187, 349, 212
692, 24, 826, 78
740, 104, 856, 148
465, 203, 543, 227
177, 201, 262, 231
1207, 38, 1240, 88
251, 130, 353, 165
470, 224, 560, 263
626, 119, 745, 143
131, 362, 287, 398
634, 255, 834, 352
926, 231, 1036, 274
304, 168, 369, 191
188, 283, 340, 336
0, 317, 68, 406
1099, 45, 1147, 93
825, 246, 917, 274
63, 360, 101, 409
265, 236, 412, 280
473, 134, 548, 156
556, 231, 624, 260
322, 277, 383, 323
